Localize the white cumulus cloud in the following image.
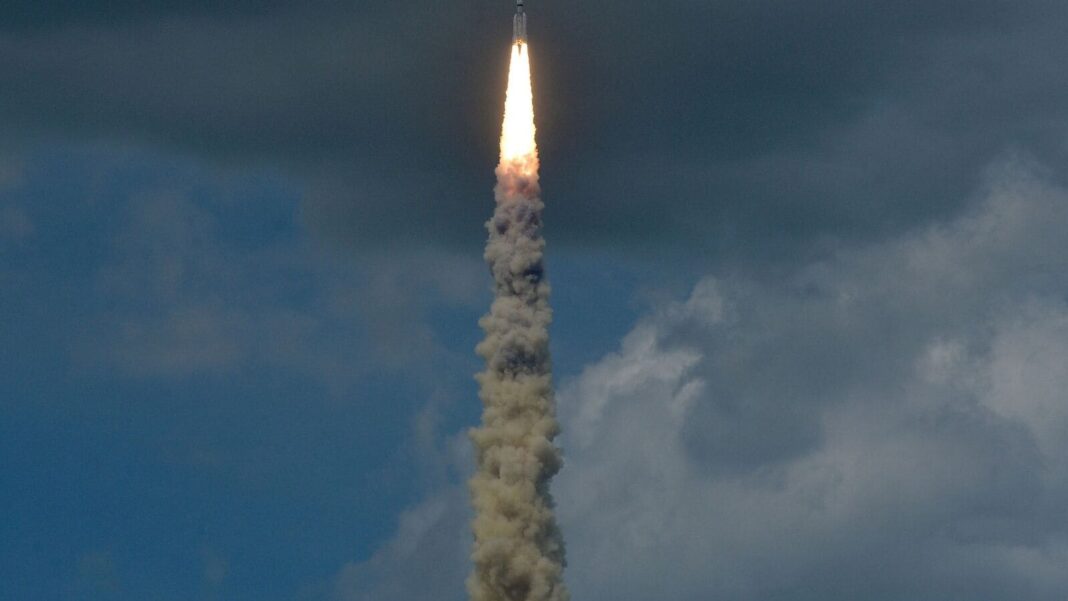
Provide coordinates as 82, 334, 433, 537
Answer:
334, 156, 1068, 601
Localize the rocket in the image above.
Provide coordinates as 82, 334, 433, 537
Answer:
513, 0, 527, 44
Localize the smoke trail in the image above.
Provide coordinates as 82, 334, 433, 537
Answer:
468, 42, 569, 601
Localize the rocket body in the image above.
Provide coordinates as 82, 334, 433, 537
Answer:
513, 0, 527, 43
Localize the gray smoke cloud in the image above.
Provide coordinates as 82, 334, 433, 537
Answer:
467, 151, 569, 601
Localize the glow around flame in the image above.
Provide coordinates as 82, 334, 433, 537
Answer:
499, 42, 537, 165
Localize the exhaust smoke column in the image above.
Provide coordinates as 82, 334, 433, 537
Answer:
468, 32, 570, 601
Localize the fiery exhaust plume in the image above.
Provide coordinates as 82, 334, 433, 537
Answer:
467, 41, 569, 601
499, 43, 537, 165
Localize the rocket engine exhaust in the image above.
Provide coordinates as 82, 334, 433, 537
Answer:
468, 8, 570, 601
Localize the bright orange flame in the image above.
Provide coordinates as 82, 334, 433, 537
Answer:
499, 42, 537, 167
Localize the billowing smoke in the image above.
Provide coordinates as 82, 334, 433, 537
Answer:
467, 42, 569, 601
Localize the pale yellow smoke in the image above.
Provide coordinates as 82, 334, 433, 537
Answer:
468, 42, 569, 601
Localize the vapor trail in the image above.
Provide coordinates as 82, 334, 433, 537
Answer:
468, 42, 569, 601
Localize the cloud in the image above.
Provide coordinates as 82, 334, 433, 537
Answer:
75, 550, 121, 596
334, 486, 472, 601
4, 2, 1068, 256
336, 157, 1068, 600
77, 188, 484, 387
551, 156, 1068, 600
0, 203, 33, 243
201, 546, 229, 588
0, 154, 30, 243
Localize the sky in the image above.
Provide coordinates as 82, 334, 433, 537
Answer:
2, 1, 1068, 600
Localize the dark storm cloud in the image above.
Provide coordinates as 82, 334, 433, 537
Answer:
3, 1, 1067, 257
0, 1, 343, 29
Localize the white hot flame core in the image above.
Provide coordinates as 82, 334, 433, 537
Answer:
500, 43, 537, 165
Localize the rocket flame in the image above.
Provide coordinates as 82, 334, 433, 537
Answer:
499, 43, 537, 167
468, 38, 569, 601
